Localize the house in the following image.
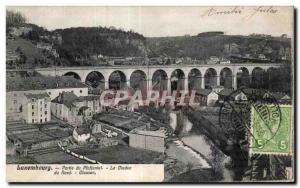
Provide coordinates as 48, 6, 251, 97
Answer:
258, 54, 266, 59
23, 93, 51, 124
196, 89, 219, 106
6, 76, 88, 122
51, 92, 101, 126
263, 92, 291, 104
244, 54, 252, 58
218, 89, 247, 103
219, 59, 231, 64
129, 126, 166, 153
6, 76, 88, 100
211, 85, 224, 94
207, 56, 220, 64
92, 123, 102, 134
73, 126, 91, 145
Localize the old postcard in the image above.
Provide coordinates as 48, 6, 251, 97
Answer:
6, 6, 294, 183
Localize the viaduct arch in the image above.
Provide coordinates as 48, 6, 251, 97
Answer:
32, 63, 282, 92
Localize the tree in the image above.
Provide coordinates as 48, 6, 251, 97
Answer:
6, 10, 26, 28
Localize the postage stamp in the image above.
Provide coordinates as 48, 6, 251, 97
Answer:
250, 105, 292, 155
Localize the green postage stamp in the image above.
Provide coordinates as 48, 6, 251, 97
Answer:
250, 105, 292, 155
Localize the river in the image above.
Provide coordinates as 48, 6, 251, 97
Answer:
167, 111, 234, 182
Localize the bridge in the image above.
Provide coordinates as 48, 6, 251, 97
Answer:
15, 63, 282, 92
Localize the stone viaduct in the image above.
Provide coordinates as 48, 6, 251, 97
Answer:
31, 63, 282, 92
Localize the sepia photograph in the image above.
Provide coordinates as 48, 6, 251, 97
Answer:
5, 5, 295, 183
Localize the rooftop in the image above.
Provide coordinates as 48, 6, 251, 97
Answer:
218, 88, 234, 96
267, 92, 291, 100
52, 92, 100, 108
75, 126, 90, 135
94, 111, 160, 132
7, 76, 88, 92
51, 91, 78, 108
9, 127, 71, 145
130, 125, 166, 138
24, 92, 50, 100
196, 89, 213, 96
76, 95, 100, 102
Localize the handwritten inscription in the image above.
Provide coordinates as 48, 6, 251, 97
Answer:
202, 6, 243, 17
202, 6, 278, 19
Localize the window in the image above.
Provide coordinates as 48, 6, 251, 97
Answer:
48, 92, 51, 95
45, 118, 47, 122
40, 101, 42, 105
71, 90, 74, 93
40, 114, 42, 117
32, 119, 34, 123
45, 104, 47, 108
40, 119, 42, 123
32, 112, 34, 116
45, 111, 47, 115
32, 105, 34, 109
80, 90, 82, 93
31, 98, 35, 102
13, 100, 17, 104
14, 93, 17, 97
40, 108, 42, 112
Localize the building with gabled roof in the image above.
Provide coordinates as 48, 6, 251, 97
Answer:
6, 76, 88, 118
73, 126, 91, 145
218, 88, 247, 103
195, 89, 218, 106
51, 92, 101, 126
263, 92, 291, 104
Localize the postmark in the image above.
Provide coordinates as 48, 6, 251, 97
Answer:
250, 105, 292, 155
219, 88, 283, 152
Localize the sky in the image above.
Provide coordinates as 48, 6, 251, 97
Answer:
6, 6, 294, 37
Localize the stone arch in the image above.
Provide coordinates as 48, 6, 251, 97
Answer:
188, 68, 202, 90
251, 67, 265, 89
220, 67, 233, 89
265, 67, 280, 91
236, 67, 250, 88
152, 69, 168, 91
85, 71, 105, 89
109, 70, 127, 90
170, 69, 185, 92
64, 72, 81, 80
204, 68, 218, 89
129, 70, 147, 91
